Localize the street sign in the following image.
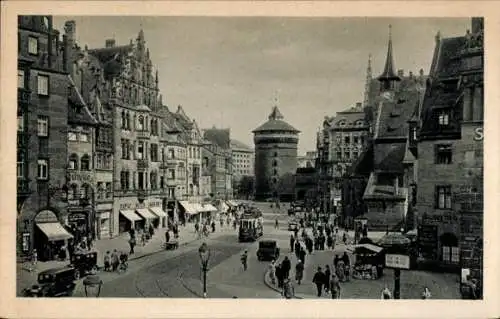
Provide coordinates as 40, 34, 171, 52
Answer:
385, 254, 410, 270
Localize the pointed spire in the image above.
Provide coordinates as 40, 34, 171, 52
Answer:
268, 106, 284, 121
363, 54, 373, 107
377, 25, 401, 89
138, 28, 144, 41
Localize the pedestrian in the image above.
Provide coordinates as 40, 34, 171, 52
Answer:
312, 266, 326, 297
269, 260, 276, 285
275, 264, 284, 288
282, 278, 294, 299
334, 254, 340, 268
275, 219, 279, 229
174, 223, 179, 238
241, 250, 248, 271
165, 230, 171, 244
289, 234, 295, 253
281, 256, 291, 279
211, 220, 216, 233
195, 222, 200, 236
295, 259, 304, 285
381, 287, 392, 299
294, 240, 301, 259
306, 237, 313, 254
330, 273, 341, 299
31, 249, 38, 268
104, 251, 111, 271
327, 234, 333, 249
342, 232, 347, 245
299, 247, 306, 265
342, 252, 351, 281
111, 249, 120, 272
324, 265, 331, 294
314, 236, 319, 251
141, 231, 146, 246
320, 234, 326, 250
421, 287, 432, 299
129, 235, 136, 254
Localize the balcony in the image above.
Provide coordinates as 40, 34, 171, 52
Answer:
136, 130, 150, 139
137, 159, 149, 170
17, 88, 30, 104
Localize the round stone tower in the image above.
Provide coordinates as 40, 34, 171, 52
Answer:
253, 106, 300, 201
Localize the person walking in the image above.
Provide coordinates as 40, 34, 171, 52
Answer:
104, 251, 111, 271
241, 250, 248, 271
282, 278, 295, 299
220, 217, 224, 229
299, 247, 307, 265
269, 260, 277, 285
173, 223, 179, 239
421, 287, 432, 299
165, 230, 171, 244
275, 219, 279, 229
306, 237, 313, 254
324, 265, 331, 294
275, 264, 284, 289
289, 234, 295, 253
128, 235, 136, 254
195, 222, 200, 237
295, 259, 304, 285
294, 241, 301, 259
211, 220, 216, 233
327, 234, 333, 250
330, 273, 341, 299
111, 249, 120, 272
281, 256, 292, 279
312, 266, 326, 297
342, 232, 347, 245
342, 252, 351, 281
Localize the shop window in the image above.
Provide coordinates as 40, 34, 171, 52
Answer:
137, 141, 145, 160
435, 144, 452, 164
37, 74, 49, 96
37, 159, 48, 179
80, 154, 90, 170
441, 233, 459, 263
435, 185, 452, 209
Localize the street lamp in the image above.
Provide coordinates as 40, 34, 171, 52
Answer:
83, 271, 103, 297
198, 242, 211, 298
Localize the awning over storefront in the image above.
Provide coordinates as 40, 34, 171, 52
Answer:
201, 204, 218, 212
226, 200, 238, 207
149, 207, 167, 218
120, 210, 142, 222
219, 202, 229, 212
136, 208, 157, 219
36, 223, 74, 241
179, 201, 199, 215
191, 203, 204, 213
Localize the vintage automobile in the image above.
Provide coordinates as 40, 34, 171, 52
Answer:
256, 240, 280, 261
23, 266, 77, 297
70, 250, 98, 279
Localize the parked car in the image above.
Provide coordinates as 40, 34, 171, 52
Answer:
70, 250, 98, 279
256, 240, 280, 261
23, 266, 77, 297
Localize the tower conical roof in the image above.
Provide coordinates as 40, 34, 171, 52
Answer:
377, 25, 401, 83
253, 106, 299, 133
268, 105, 284, 120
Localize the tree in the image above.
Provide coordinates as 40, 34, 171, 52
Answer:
238, 176, 255, 200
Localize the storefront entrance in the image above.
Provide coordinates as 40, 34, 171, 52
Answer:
34, 210, 74, 261
67, 211, 89, 243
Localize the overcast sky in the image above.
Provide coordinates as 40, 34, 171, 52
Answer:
53, 16, 470, 154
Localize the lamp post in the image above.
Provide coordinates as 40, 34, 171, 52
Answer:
83, 271, 103, 297
198, 242, 210, 298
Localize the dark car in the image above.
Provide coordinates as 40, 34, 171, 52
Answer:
70, 250, 98, 279
257, 240, 280, 261
23, 266, 77, 297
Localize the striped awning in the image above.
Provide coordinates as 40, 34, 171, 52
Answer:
120, 210, 142, 222
226, 200, 238, 207
136, 208, 157, 219
219, 202, 229, 212
179, 201, 199, 215
149, 207, 167, 218
201, 204, 218, 212
36, 223, 74, 241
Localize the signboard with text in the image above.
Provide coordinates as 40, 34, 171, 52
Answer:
385, 254, 410, 270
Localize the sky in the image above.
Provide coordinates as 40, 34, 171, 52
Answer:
53, 16, 471, 154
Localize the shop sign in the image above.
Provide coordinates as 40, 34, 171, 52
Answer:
120, 203, 135, 210
68, 171, 95, 185
422, 214, 459, 225
385, 254, 410, 270
69, 212, 87, 222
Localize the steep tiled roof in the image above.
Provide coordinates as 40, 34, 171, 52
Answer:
230, 139, 253, 152
347, 143, 374, 177
330, 108, 367, 130
433, 36, 466, 79
374, 78, 423, 139
204, 128, 231, 149
67, 75, 98, 125
88, 45, 132, 79
374, 143, 406, 173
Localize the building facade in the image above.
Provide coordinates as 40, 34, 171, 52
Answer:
231, 139, 254, 179
417, 19, 483, 274
297, 151, 317, 168
17, 16, 72, 259
203, 128, 233, 200
253, 106, 300, 201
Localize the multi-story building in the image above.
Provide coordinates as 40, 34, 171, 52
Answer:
417, 19, 483, 277
230, 139, 254, 179
318, 103, 371, 216
253, 106, 300, 201
17, 16, 73, 260
87, 29, 167, 235
203, 127, 234, 201
297, 151, 317, 168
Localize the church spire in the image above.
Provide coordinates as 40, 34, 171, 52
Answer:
377, 25, 401, 91
363, 54, 372, 107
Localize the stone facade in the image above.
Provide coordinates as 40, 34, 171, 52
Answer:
253, 106, 299, 201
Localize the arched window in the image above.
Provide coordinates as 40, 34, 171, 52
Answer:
137, 115, 144, 131
273, 169, 278, 175
272, 160, 278, 167
68, 184, 78, 200
81, 154, 90, 170
68, 153, 78, 170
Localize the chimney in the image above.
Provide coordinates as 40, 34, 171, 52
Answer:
397, 69, 404, 77
105, 39, 116, 48
64, 20, 76, 43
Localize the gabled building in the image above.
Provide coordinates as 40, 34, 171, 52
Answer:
359, 26, 426, 231
416, 19, 483, 276
17, 16, 73, 260
202, 127, 233, 201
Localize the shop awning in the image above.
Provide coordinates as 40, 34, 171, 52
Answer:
136, 208, 157, 219
36, 223, 74, 241
179, 201, 199, 215
191, 203, 204, 213
149, 207, 167, 218
120, 210, 142, 222
219, 202, 229, 212
201, 204, 218, 212
226, 200, 238, 207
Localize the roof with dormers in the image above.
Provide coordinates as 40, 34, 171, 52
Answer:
253, 106, 300, 133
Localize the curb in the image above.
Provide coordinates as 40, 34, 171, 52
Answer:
263, 269, 303, 299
